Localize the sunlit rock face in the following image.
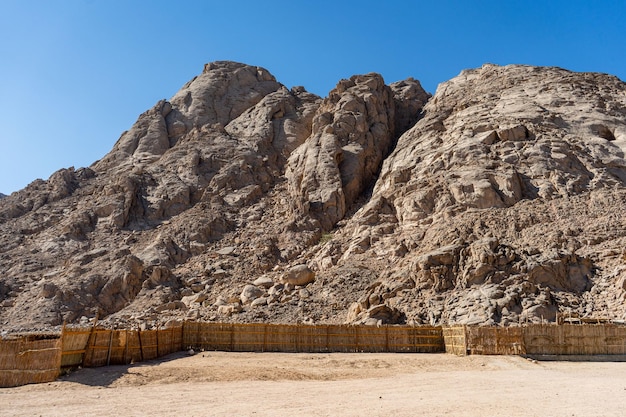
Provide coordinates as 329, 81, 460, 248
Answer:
1, 62, 626, 330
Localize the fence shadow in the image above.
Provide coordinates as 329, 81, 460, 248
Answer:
59, 362, 132, 387
523, 354, 626, 362
59, 351, 190, 387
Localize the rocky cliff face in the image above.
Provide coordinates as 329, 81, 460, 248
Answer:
1, 62, 625, 330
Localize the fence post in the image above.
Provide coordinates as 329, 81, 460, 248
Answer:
106, 330, 114, 366
495, 327, 499, 354
83, 317, 98, 367
462, 324, 464, 355
182, 321, 186, 350
124, 330, 129, 364
138, 330, 144, 362
230, 324, 235, 352
385, 326, 389, 352
156, 325, 160, 357
326, 325, 330, 352
261, 323, 268, 352
295, 324, 300, 353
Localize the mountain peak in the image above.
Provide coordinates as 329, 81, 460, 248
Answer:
1, 63, 626, 330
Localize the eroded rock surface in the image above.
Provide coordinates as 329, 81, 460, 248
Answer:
1, 62, 626, 331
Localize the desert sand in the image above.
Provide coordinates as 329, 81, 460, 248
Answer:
2, 352, 626, 416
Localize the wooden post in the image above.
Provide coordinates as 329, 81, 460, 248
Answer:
106, 330, 114, 366
124, 330, 129, 364
262, 324, 267, 352
463, 325, 469, 356
178, 325, 184, 352
58, 321, 66, 373
385, 326, 389, 352
495, 327, 499, 355
83, 316, 98, 367
326, 325, 330, 352
138, 330, 144, 362
230, 323, 235, 352
181, 321, 187, 350
295, 324, 300, 353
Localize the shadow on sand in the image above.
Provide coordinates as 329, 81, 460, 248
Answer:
57, 351, 190, 387
524, 354, 626, 362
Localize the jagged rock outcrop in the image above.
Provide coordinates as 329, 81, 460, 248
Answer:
286, 74, 429, 231
1, 62, 626, 331
334, 64, 626, 325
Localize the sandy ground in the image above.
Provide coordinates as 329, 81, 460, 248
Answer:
2, 352, 626, 417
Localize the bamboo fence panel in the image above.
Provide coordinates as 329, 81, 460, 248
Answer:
81, 328, 181, 367
0, 335, 62, 388
232, 323, 267, 351
410, 326, 445, 353
384, 326, 408, 352
157, 326, 183, 356
139, 330, 159, 361
125, 330, 142, 363
466, 326, 525, 355
563, 324, 590, 355
525, 324, 562, 355
443, 326, 467, 355
325, 325, 357, 352
524, 324, 626, 355
354, 326, 387, 352
604, 325, 626, 355
263, 324, 298, 352
183, 322, 232, 351
60, 328, 91, 368
181, 323, 446, 353
84, 329, 113, 367
297, 325, 329, 353
181, 321, 199, 348
106, 331, 129, 365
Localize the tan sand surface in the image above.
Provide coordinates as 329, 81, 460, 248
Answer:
2, 352, 626, 416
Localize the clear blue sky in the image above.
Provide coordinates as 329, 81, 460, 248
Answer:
1, 0, 625, 194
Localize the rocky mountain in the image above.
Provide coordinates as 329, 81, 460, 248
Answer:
1, 61, 626, 330
0, 193, 6, 199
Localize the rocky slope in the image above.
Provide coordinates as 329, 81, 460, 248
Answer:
1, 62, 625, 330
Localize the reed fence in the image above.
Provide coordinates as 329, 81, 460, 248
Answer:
82, 326, 183, 367
524, 324, 626, 355
61, 327, 91, 368
443, 324, 626, 356
0, 334, 62, 388
3, 321, 626, 388
182, 322, 443, 353
465, 326, 525, 355
442, 326, 467, 355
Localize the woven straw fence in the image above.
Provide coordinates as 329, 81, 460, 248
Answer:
442, 326, 467, 355
5, 322, 626, 388
182, 322, 443, 353
61, 327, 92, 368
465, 326, 525, 355
444, 324, 626, 356
0, 335, 62, 388
524, 324, 626, 355
83, 326, 183, 366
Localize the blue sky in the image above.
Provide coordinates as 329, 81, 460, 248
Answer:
1, 0, 625, 194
